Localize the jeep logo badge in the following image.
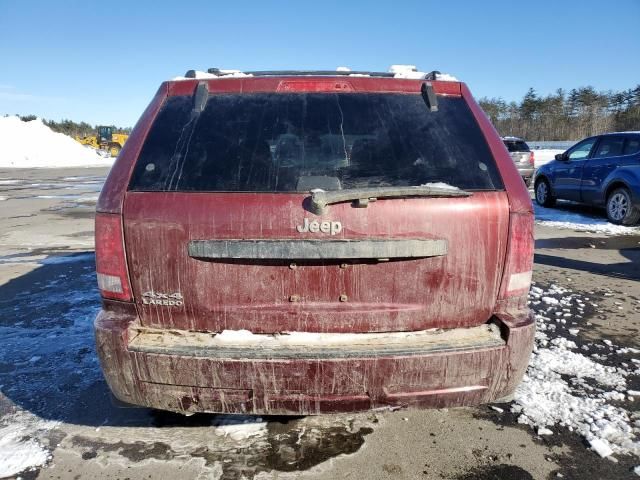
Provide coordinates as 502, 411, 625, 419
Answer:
296, 218, 342, 235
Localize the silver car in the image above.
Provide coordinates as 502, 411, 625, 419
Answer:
502, 136, 534, 186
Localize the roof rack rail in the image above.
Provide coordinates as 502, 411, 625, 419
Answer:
238, 70, 397, 77
183, 69, 447, 80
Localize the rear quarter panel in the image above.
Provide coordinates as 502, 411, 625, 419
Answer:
600, 164, 640, 206
97, 83, 169, 214
461, 84, 532, 214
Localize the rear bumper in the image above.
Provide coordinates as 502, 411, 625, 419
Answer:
517, 167, 534, 182
95, 303, 534, 415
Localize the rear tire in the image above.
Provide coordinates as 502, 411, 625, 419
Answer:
606, 187, 640, 225
535, 178, 555, 207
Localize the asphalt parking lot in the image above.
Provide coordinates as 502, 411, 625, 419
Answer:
0, 167, 639, 480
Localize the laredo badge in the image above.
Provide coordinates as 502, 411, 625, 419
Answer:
142, 291, 184, 306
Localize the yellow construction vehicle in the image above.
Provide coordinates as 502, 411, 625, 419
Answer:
75, 126, 128, 157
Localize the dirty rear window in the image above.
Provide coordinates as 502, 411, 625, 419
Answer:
129, 93, 504, 192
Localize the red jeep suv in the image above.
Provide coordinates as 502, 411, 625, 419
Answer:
94, 68, 535, 415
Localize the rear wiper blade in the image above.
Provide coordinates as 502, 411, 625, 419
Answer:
309, 185, 472, 214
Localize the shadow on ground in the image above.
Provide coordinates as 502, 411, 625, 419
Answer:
0, 251, 149, 427
536, 200, 608, 220
0, 252, 377, 480
534, 234, 640, 281
0, 251, 296, 429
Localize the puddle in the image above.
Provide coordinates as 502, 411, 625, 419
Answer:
68, 414, 375, 480
1, 251, 378, 479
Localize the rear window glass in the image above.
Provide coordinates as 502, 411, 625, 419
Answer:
129, 93, 504, 192
503, 140, 530, 152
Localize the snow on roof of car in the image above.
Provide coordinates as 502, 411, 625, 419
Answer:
171, 66, 459, 82
388, 65, 458, 81
172, 69, 254, 81
502, 136, 526, 141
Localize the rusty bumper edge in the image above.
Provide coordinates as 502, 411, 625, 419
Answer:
94, 303, 534, 415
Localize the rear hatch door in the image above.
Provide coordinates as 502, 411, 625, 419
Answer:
123, 87, 509, 333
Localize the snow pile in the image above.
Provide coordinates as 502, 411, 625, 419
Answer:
533, 149, 564, 168
0, 116, 113, 168
0, 411, 58, 478
513, 284, 640, 457
535, 204, 640, 235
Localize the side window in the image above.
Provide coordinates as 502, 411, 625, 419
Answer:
567, 138, 596, 160
593, 136, 624, 158
623, 136, 640, 155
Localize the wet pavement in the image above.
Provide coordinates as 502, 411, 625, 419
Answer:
0, 168, 638, 479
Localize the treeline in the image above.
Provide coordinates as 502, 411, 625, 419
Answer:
479, 86, 640, 141
8, 114, 131, 138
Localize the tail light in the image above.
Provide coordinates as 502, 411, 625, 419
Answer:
496, 212, 534, 315
529, 151, 535, 166
95, 213, 132, 301
277, 80, 355, 92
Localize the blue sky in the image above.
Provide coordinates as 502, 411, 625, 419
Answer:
1, 0, 639, 126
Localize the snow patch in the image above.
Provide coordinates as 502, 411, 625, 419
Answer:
0, 411, 58, 478
589, 438, 614, 458
513, 284, 640, 457
535, 204, 640, 235
213, 416, 267, 442
420, 182, 460, 191
434, 72, 459, 82
533, 149, 564, 168
172, 70, 253, 81
388, 65, 457, 81
0, 116, 113, 169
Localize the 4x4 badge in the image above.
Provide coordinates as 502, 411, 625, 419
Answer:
141, 291, 184, 307
296, 218, 342, 235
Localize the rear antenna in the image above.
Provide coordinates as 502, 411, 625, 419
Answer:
421, 82, 438, 112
